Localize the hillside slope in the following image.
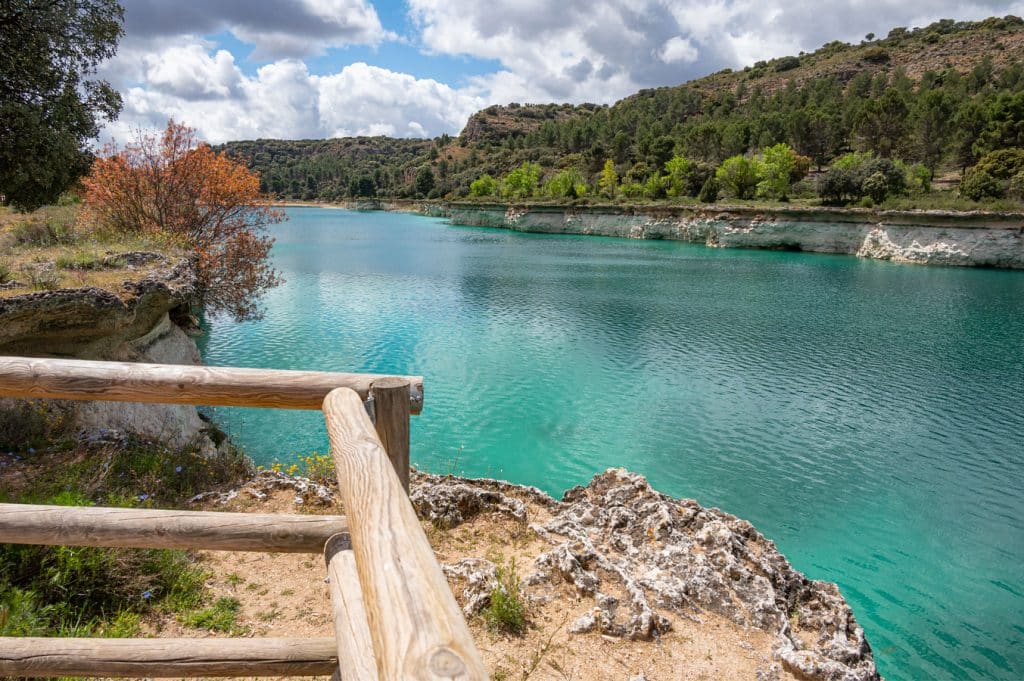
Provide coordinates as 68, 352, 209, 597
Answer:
220, 16, 1024, 203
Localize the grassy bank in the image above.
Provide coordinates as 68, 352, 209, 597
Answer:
0, 401, 252, 639
0, 204, 185, 298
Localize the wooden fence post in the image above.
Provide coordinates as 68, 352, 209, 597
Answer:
370, 377, 411, 493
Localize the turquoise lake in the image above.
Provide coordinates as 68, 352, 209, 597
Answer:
198, 207, 1024, 681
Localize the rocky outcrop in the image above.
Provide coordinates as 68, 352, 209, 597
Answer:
434, 202, 1024, 269
0, 254, 217, 450
412, 468, 881, 681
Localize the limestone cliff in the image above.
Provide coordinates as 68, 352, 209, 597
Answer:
0, 254, 216, 450
434, 203, 1024, 269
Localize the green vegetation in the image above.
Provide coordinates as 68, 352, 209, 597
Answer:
0, 0, 124, 210
0, 399, 252, 638
180, 596, 246, 634
222, 16, 1024, 211
483, 560, 527, 635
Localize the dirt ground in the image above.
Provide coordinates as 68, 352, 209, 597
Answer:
161, 486, 795, 681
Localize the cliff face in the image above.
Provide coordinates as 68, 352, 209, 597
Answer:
439, 203, 1024, 269
0, 254, 216, 450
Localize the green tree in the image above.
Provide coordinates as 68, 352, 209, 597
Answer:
414, 166, 435, 196
912, 90, 953, 171
598, 159, 618, 198
501, 162, 541, 199
543, 168, 586, 198
469, 174, 497, 197
757, 143, 797, 200
1, 0, 124, 210
715, 156, 761, 199
663, 155, 691, 197
854, 89, 908, 158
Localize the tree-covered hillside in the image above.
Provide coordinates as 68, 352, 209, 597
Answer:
220, 16, 1024, 207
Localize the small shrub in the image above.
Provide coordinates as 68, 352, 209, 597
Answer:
1008, 172, 1024, 200
0, 262, 12, 284
0, 400, 72, 451
862, 172, 889, 203
483, 560, 526, 635
180, 596, 245, 633
862, 47, 890, 64
55, 251, 105, 270
960, 168, 1004, 200
774, 56, 801, 72
698, 177, 720, 203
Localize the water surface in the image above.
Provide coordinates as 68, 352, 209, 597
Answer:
198, 208, 1024, 681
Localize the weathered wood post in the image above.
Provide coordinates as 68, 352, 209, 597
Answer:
324, 533, 379, 681
369, 377, 411, 493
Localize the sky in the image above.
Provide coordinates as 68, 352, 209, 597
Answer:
98, 0, 1024, 143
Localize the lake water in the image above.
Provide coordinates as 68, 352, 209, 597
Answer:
198, 207, 1024, 681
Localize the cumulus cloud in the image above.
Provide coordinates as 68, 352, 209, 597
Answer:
98, 0, 1024, 143
409, 0, 1024, 104
121, 0, 391, 58
103, 41, 485, 144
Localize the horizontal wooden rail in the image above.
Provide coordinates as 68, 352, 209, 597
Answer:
0, 637, 337, 677
323, 388, 486, 681
0, 356, 423, 414
0, 504, 347, 553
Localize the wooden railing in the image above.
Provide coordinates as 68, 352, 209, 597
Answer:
0, 356, 486, 680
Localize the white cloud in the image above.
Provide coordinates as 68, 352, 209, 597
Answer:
99, 0, 1024, 143
121, 0, 391, 58
102, 43, 485, 144
659, 36, 699, 64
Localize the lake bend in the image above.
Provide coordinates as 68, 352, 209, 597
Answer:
198, 207, 1024, 681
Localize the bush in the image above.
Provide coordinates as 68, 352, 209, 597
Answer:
960, 168, 1004, 200
1008, 172, 1024, 200
816, 153, 905, 205
774, 56, 801, 72
715, 156, 761, 199
863, 47, 890, 63
862, 172, 889, 203
469, 174, 497, 197
82, 121, 283, 321
483, 561, 526, 635
698, 177, 719, 203
972, 148, 1024, 181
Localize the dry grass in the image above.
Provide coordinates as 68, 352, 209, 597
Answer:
0, 205, 186, 298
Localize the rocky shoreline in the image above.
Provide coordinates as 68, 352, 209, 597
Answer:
199, 467, 881, 681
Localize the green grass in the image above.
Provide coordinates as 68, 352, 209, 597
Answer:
0, 403, 254, 640
180, 597, 247, 634
483, 560, 527, 635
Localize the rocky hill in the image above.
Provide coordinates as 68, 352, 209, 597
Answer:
220, 15, 1024, 203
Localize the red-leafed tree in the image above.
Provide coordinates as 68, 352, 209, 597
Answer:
83, 120, 283, 320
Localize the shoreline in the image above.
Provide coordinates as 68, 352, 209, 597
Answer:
276, 199, 1024, 269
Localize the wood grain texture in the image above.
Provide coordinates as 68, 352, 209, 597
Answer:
323, 388, 487, 681
0, 503, 347, 553
0, 356, 423, 414
0, 637, 337, 677
370, 377, 411, 493
325, 533, 380, 681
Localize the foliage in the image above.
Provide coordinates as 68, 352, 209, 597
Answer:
543, 168, 587, 198
0, 0, 124, 211
0, 492, 209, 637
469, 174, 497, 197
180, 596, 246, 634
82, 121, 283, 321
500, 162, 541, 199
757, 143, 798, 200
663, 155, 691, 197
483, 560, 526, 635
414, 166, 435, 197
715, 156, 761, 199
960, 168, 1003, 200
817, 152, 906, 204
698, 176, 720, 203
598, 159, 618, 198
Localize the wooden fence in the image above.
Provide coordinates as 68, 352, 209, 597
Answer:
0, 356, 487, 680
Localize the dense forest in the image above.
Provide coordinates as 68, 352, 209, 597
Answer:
219, 16, 1024, 208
